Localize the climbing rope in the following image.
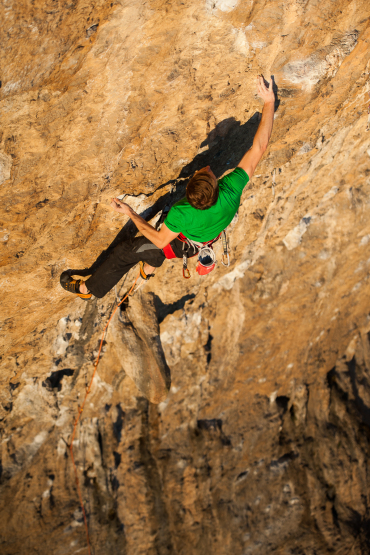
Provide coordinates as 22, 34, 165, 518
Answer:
68, 269, 143, 555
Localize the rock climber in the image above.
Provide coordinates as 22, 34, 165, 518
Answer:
60, 75, 275, 300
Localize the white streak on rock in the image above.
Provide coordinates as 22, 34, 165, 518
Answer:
283, 32, 358, 91
158, 398, 169, 413
55, 406, 70, 428
175, 158, 190, 167
297, 143, 312, 155
116, 193, 148, 213
269, 391, 278, 403
251, 41, 266, 49
283, 218, 311, 250
206, 0, 239, 12
2, 80, 22, 95
322, 186, 339, 202
57, 438, 66, 456
213, 260, 250, 290
0, 229, 10, 242
0, 152, 12, 185
233, 29, 249, 56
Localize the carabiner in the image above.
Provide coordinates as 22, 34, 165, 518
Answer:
221, 253, 230, 267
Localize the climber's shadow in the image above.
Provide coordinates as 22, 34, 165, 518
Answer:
179, 76, 279, 181
70, 82, 280, 277
178, 114, 260, 180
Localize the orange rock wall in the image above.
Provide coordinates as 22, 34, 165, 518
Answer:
1, 0, 370, 553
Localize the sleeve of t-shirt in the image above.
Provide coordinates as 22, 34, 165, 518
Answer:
164, 202, 183, 233
220, 167, 249, 196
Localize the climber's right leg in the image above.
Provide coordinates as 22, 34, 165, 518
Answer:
82, 236, 166, 298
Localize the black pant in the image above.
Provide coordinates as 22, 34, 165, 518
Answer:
85, 236, 196, 298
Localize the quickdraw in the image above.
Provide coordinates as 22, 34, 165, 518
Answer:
182, 241, 191, 279
221, 230, 230, 267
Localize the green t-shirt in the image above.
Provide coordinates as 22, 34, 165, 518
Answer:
164, 167, 249, 242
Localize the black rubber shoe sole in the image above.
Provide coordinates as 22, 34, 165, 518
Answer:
60, 271, 92, 300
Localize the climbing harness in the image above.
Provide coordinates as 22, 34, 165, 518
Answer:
163, 230, 230, 278
68, 269, 145, 555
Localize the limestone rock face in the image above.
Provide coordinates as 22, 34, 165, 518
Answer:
108, 292, 171, 404
1, 0, 370, 553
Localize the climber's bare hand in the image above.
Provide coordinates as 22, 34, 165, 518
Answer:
257, 75, 275, 104
110, 198, 132, 215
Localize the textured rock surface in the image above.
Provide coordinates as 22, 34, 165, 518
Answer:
1, 0, 370, 553
109, 292, 171, 403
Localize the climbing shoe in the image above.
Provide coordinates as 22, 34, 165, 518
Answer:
60, 271, 92, 300
139, 261, 154, 281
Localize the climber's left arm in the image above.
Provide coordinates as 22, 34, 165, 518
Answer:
238, 75, 275, 179
110, 198, 179, 248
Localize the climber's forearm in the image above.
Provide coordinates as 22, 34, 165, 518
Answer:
238, 100, 275, 178
253, 100, 275, 152
125, 207, 178, 249
126, 209, 164, 247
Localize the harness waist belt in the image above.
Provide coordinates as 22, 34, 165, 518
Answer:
177, 232, 221, 248
162, 243, 177, 259
162, 232, 222, 260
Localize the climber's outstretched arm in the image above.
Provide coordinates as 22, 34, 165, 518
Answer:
238, 76, 275, 179
110, 199, 178, 248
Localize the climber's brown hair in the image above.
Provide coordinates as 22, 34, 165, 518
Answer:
186, 170, 219, 210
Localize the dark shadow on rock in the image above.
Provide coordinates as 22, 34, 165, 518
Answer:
42, 368, 74, 392
196, 418, 232, 446
347, 356, 370, 428
178, 114, 260, 180
137, 399, 175, 553
270, 74, 280, 112
153, 292, 196, 324
179, 75, 279, 179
